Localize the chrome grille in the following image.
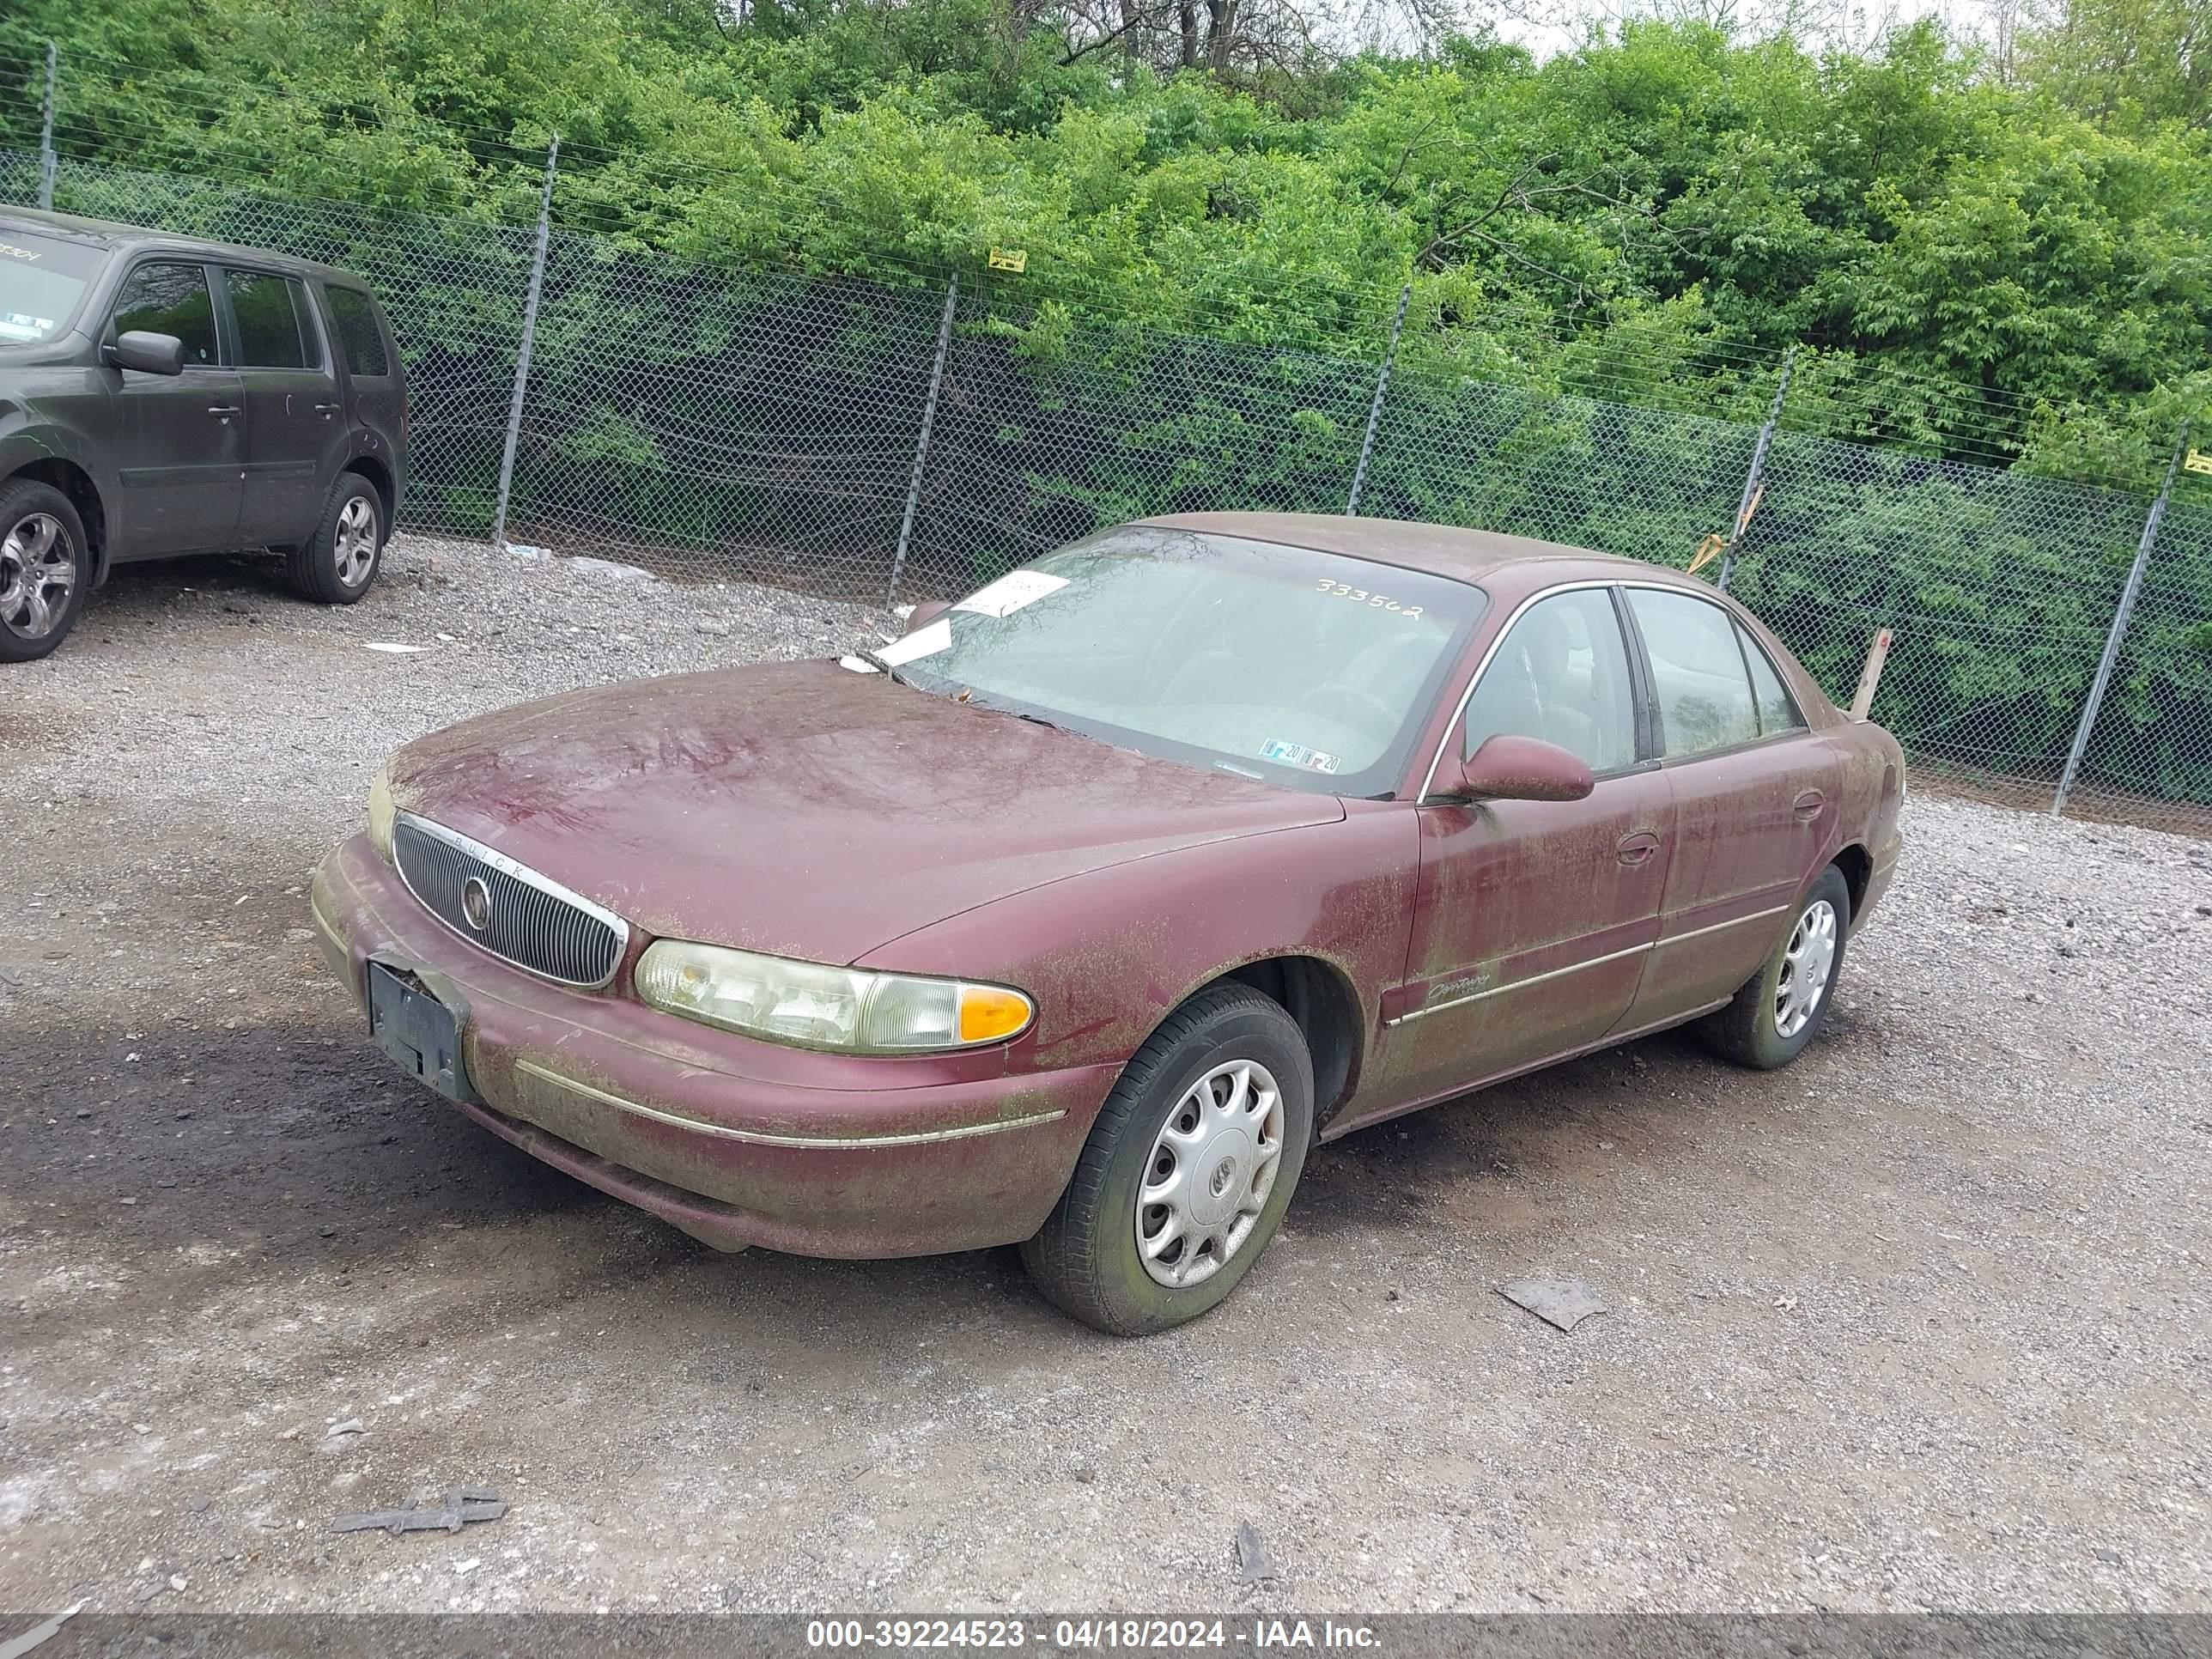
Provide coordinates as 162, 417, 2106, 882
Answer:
392, 814, 628, 988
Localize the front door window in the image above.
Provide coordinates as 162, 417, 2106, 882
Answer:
1461, 586, 1638, 774
109, 262, 219, 365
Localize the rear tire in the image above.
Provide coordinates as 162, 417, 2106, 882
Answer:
1022, 983, 1313, 1336
286, 471, 384, 605
0, 479, 91, 664
1695, 866, 1851, 1070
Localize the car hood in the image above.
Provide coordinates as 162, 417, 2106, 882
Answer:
389, 659, 1345, 964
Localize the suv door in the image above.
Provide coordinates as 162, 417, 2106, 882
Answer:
101, 260, 243, 556
1354, 584, 1675, 1123
221, 268, 346, 547
1619, 586, 1839, 1027
314, 281, 404, 495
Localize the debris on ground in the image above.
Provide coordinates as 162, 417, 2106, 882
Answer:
1498, 1277, 1609, 1333
331, 1487, 507, 1535
564, 556, 654, 583
1235, 1522, 1280, 1583
0, 1604, 82, 1659
363, 641, 429, 654
325, 1419, 365, 1437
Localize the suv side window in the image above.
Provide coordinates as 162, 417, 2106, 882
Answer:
1462, 587, 1638, 775
1738, 622, 1805, 735
109, 261, 219, 366
323, 285, 390, 378
223, 270, 317, 368
1626, 589, 1759, 757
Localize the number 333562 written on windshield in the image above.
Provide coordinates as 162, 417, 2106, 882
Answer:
1316, 577, 1423, 618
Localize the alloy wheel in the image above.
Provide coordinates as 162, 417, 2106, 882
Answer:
334, 495, 379, 587
0, 513, 76, 641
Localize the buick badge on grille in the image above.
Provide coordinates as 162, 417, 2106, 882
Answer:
460, 875, 492, 932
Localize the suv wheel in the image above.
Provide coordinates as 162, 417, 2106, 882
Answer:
0, 479, 91, 664
287, 471, 385, 605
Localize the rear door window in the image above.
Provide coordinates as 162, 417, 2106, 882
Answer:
323, 285, 390, 377
1738, 623, 1805, 735
1626, 589, 1759, 757
109, 261, 219, 365
223, 270, 317, 368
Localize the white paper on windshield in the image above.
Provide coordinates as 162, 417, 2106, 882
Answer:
953, 570, 1068, 619
874, 617, 953, 665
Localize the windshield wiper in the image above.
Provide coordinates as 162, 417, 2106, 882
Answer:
852, 646, 910, 685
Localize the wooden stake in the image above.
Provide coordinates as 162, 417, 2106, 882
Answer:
1849, 627, 1893, 721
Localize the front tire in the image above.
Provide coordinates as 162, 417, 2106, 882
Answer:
1023, 983, 1314, 1336
1695, 866, 1851, 1070
286, 471, 385, 605
0, 479, 91, 664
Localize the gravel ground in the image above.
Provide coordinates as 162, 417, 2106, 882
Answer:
1, 534, 2209, 1616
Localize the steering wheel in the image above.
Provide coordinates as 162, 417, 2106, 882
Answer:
1300, 684, 1405, 742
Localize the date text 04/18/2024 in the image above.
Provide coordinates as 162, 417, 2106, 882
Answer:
804, 1620, 1382, 1651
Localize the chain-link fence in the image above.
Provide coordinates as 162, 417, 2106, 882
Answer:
4, 145, 2208, 838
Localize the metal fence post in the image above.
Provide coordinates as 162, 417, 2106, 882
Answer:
886, 271, 958, 607
2051, 422, 2191, 818
37, 44, 58, 211
490, 137, 558, 551
1346, 283, 1412, 516
1717, 346, 1796, 593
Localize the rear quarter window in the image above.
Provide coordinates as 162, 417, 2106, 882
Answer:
323, 285, 390, 377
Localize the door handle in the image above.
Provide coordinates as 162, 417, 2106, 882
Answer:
314, 402, 342, 419
1793, 788, 1826, 822
206, 404, 240, 420
1615, 830, 1661, 867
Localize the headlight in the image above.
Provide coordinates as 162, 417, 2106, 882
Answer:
634, 940, 1034, 1054
366, 761, 396, 859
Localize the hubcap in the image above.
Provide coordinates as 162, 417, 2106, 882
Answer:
0, 512, 76, 641
334, 495, 379, 587
1774, 897, 1838, 1039
1136, 1059, 1285, 1289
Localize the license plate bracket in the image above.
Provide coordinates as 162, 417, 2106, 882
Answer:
367, 961, 476, 1103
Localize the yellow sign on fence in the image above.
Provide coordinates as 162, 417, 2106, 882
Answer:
988, 247, 1028, 274
2185, 447, 2212, 477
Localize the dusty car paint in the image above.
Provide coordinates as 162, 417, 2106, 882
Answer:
387, 659, 1344, 970
316, 512, 1905, 1261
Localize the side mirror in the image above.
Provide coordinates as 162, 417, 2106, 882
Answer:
903, 599, 952, 634
1434, 733, 1596, 804
106, 330, 185, 376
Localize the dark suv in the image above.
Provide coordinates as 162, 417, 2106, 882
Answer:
0, 207, 407, 661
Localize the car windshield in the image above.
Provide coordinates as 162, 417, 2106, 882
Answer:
0, 228, 103, 345
878, 527, 1486, 796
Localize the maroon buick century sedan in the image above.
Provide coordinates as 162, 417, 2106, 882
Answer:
313, 514, 1904, 1334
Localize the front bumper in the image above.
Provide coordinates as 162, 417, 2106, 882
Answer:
310, 834, 1113, 1258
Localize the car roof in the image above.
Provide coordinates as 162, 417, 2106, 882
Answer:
1136, 511, 1680, 591
1139, 510, 1839, 723
0, 204, 369, 288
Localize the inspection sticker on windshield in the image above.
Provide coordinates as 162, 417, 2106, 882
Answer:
955, 569, 1068, 618
1260, 739, 1341, 775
